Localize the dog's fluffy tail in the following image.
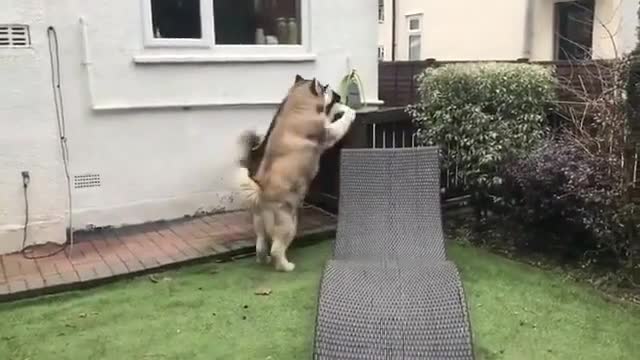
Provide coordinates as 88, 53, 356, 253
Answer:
234, 167, 262, 207
234, 131, 263, 207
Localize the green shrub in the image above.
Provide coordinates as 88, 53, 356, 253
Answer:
407, 63, 556, 196
497, 136, 640, 282
497, 59, 640, 283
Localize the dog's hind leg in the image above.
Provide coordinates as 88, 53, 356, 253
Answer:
252, 211, 271, 264
269, 207, 298, 272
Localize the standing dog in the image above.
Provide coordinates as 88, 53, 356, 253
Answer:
234, 75, 356, 271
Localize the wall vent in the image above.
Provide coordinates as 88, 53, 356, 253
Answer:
0, 25, 30, 48
74, 174, 101, 189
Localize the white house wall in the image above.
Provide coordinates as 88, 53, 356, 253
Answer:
0, 0, 379, 254
378, 0, 393, 61
417, 0, 526, 61
379, 0, 528, 61
619, 0, 640, 55
0, 0, 68, 254
591, 0, 625, 58
379, 0, 638, 61
530, 0, 627, 60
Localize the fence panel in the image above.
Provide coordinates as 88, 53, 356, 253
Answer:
306, 109, 469, 213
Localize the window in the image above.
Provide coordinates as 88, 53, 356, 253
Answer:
378, 0, 384, 23
408, 35, 421, 61
408, 18, 420, 31
554, 0, 594, 60
151, 0, 202, 39
0, 24, 30, 48
378, 45, 385, 61
407, 14, 422, 61
142, 0, 303, 48
215, 0, 301, 45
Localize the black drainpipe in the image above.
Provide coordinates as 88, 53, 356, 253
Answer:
391, 0, 397, 61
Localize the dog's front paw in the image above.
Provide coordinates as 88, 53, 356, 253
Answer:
344, 108, 356, 122
333, 103, 350, 113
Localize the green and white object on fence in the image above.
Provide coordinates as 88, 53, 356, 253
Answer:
339, 69, 365, 110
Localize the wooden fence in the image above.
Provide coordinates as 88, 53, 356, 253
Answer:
305, 59, 636, 214
378, 59, 610, 107
305, 108, 472, 214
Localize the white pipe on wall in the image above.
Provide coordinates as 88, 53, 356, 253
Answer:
79, 16, 97, 109
522, 0, 535, 59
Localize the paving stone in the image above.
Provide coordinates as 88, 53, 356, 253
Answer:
43, 274, 65, 287
0, 208, 336, 301
8, 279, 27, 293
24, 276, 45, 290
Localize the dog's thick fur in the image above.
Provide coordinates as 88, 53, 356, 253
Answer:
234, 75, 356, 271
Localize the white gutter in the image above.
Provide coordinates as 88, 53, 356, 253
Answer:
79, 16, 97, 109
522, 0, 535, 60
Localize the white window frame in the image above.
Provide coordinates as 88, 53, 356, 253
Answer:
140, 0, 310, 54
406, 14, 423, 61
407, 14, 421, 32
378, 0, 385, 23
378, 45, 385, 61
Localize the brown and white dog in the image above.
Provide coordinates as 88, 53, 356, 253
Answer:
234, 75, 356, 271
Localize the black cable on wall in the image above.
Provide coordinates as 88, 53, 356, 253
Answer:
20, 26, 74, 259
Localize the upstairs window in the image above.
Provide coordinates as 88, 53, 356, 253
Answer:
554, 0, 594, 60
214, 0, 301, 45
378, 0, 384, 23
407, 14, 422, 61
408, 35, 421, 61
151, 0, 202, 39
142, 0, 303, 48
408, 18, 420, 31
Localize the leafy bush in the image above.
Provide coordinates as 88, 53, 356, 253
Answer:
407, 62, 556, 195
498, 136, 639, 278
495, 58, 640, 283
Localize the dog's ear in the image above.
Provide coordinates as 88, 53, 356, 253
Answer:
294, 74, 304, 84
310, 78, 320, 96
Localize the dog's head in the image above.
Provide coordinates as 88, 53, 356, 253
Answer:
290, 74, 340, 114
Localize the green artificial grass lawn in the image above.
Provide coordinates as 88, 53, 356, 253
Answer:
1, 240, 639, 360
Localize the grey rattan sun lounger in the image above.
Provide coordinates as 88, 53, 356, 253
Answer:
313, 147, 475, 359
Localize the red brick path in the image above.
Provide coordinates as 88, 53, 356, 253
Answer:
0, 207, 336, 301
